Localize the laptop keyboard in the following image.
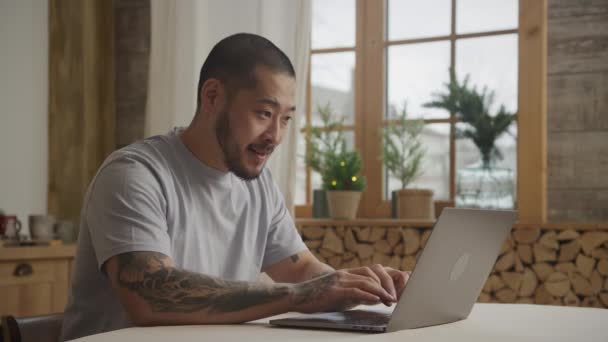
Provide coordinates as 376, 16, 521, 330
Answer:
339, 310, 391, 326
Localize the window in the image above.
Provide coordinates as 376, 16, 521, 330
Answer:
297, 0, 523, 218
295, 0, 357, 206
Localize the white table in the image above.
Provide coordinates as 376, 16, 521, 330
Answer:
72, 303, 608, 342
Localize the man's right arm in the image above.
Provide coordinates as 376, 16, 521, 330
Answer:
104, 251, 395, 326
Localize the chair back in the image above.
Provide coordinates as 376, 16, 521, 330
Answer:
1, 314, 63, 342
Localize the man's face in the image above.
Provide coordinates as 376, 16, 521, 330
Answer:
215, 66, 296, 180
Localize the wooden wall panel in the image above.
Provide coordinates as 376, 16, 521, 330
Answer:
548, 72, 608, 132
548, 131, 608, 190
115, 0, 149, 148
548, 189, 608, 222
548, 0, 608, 75
547, 0, 608, 223
48, 0, 115, 225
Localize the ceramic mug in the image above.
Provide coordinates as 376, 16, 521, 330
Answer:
29, 215, 56, 242
0, 215, 22, 239
55, 220, 77, 243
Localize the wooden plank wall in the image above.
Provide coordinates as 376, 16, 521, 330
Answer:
48, 0, 115, 224
547, 0, 608, 222
114, 0, 149, 149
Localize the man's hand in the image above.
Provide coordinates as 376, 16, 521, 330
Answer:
343, 265, 411, 301
290, 265, 411, 313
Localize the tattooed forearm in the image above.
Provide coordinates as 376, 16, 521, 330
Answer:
311, 270, 333, 279
292, 273, 336, 305
115, 252, 290, 314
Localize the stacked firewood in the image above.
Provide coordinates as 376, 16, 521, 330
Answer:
480, 228, 608, 308
297, 225, 608, 308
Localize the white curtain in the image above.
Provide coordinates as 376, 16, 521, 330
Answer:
146, 0, 311, 212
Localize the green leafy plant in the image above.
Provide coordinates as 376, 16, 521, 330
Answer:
322, 150, 367, 191
304, 102, 347, 173
381, 104, 426, 189
303, 102, 366, 191
424, 69, 516, 167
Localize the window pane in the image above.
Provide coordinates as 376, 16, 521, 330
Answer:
388, 0, 451, 41
386, 124, 450, 200
387, 42, 451, 120
312, 0, 355, 49
295, 130, 307, 205
454, 34, 518, 208
456, 0, 518, 34
311, 52, 356, 125
456, 34, 518, 114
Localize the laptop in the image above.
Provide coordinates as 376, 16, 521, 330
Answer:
270, 208, 517, 333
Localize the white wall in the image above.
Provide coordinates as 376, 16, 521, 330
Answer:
0, 0, 48, 231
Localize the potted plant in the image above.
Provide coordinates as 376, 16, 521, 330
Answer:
322, 149, 367, 219
304, 102, 348, 217
381, 104, 434, 219
424, 69, 516, 209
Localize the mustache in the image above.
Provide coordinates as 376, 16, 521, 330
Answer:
249, 143, 275, 154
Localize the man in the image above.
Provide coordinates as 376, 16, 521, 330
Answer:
61, 33, 409, 341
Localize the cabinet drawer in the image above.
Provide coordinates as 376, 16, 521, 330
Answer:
0, 259, 70, 316
0, 260, 57, 286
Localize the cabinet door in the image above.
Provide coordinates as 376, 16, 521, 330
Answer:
0, 259, 69, 316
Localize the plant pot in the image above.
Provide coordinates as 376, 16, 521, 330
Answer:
312, 189, 329, 218
391, 190, 399, 218
396, 189, 434, 219
326, 190, 362, 219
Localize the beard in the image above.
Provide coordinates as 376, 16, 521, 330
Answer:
215, 111, 274, 181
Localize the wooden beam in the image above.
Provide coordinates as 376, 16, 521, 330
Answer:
517, 0, 547, 223
295, 205, 312, 218
357, 0, 385, 217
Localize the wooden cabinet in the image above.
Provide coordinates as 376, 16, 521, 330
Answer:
0, 245, 76, 317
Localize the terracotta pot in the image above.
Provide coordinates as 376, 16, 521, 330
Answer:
326, 191, 362, 219
396, 189, 434, 219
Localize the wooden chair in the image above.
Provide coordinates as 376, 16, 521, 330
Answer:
1, 314, 63, 342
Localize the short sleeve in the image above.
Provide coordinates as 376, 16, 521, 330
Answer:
85, 157, 172, 269
261, 172, 307, 268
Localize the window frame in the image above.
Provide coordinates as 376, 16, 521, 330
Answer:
296, 0, 547, 222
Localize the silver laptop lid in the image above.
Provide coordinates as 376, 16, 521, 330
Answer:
387, 208, 517, 332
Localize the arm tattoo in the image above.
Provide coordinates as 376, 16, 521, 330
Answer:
292, 273, 336, 305
115, 252, 290, 314
290, 254, 300, 263
311, 270, 333, 279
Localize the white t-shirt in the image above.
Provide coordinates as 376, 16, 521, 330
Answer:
61, 128, 306, 341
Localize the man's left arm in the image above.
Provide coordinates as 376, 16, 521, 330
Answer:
263, 250, 334, 283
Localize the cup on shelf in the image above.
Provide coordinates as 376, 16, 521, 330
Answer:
29, 214, 56, 242
0, 214, 22, 240
56, 220, 77, 244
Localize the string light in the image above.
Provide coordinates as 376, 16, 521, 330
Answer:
331, 180, 337, 187
340, 161, 346, 167
352, 176, 357, 182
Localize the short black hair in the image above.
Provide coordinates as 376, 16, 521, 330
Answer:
196, 33, 295, 112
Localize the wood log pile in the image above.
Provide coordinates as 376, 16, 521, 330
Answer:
296, 224, 608, 309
